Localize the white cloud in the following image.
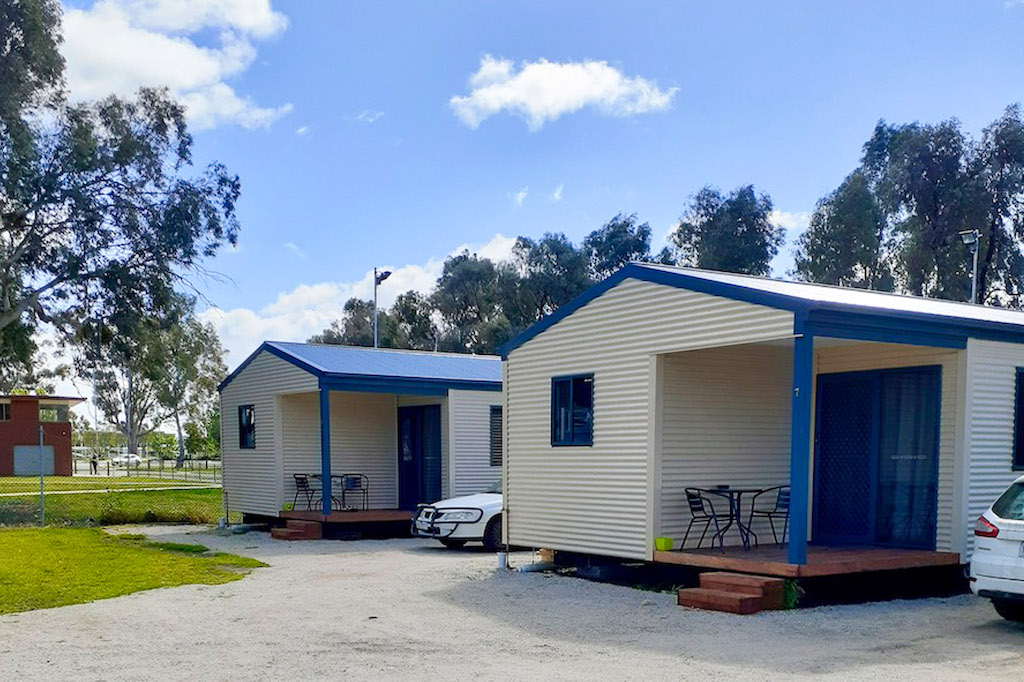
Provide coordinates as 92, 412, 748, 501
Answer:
512, 186, 528, 207
450, 55, 678, 131
770, 209, 812, 231
769, 210, 812, 278
351, 109, 384, 123
283, 242, 305, 258
61, 0, 291, 130
551, 183, 564, 202
295, 125, 310, 136
202, 233, 516, 368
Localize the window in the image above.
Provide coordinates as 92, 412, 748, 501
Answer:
1015, 369, 1024, 470
551, 374, 594, 446
993, 482, 1024, 520
238, 405, 256, 449
0, 404, 9, 421
489, 405, 503, 467
39, 405, 69, 422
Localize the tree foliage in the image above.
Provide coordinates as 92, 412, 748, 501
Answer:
794, 171, 889, 289
668, 185, 784, 276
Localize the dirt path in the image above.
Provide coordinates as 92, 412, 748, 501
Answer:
0, 526, 1021, 680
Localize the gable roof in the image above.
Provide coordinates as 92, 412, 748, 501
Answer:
499, 262, 1024, 356
219, 341, 502, 394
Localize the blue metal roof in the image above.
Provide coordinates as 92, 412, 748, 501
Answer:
499, 262, 1024, 356
219, 342, 502, 394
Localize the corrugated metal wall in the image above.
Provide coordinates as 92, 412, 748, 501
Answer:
965, 339, 1024, 556
813, 342, 961, 553
279, 391, 401, 509
658, 344, 793, 547
221, 351, 317, 517
448, 389, 503, 497
505, 278, 794, 560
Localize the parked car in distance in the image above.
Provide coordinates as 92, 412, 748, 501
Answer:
111, 453, 143, 466
411, 482, 502, 551
970, 474, 1024, 622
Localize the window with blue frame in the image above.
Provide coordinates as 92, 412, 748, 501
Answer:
238, 404, 256, 449
551, 374, 594, 446
1014, 369, 1024, 470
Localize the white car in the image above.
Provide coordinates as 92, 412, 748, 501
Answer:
112, 453, 143, 466
970, 474, 1024, 622
411, 483, 503, 551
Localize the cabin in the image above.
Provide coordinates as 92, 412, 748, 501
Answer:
218, 342, 503, 535
499, 263, 1024, 578
0, 395, 83, 476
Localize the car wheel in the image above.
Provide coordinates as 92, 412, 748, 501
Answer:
482, 515, 503, 552
440, 539, 466, 549
992, 599, 1024, 622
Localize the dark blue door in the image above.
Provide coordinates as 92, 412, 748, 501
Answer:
813, 366, 941, 549
813, 372, 879, 545
397, 405, 442, 509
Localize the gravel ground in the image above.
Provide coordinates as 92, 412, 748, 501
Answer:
1, 525, 1022, 681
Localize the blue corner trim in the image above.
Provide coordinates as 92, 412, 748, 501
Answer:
219, 342, 503, 394
498, 263, 1024, 357
319, 386, 332, 511
787, 333, 814, 566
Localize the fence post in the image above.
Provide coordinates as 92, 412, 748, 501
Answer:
38, 425, 45, 526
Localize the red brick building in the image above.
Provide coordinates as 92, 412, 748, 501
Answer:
0, 395, 84, 476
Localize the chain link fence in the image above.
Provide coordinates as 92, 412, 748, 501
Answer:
1, 449, 234, 527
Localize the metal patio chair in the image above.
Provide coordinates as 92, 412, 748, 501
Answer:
748, 485, 790, 546
682, 488, 724, 550
292, 474, 316, 510
337, 473, 370, 511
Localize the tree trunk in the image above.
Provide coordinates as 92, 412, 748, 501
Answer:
174, 410, 186, 469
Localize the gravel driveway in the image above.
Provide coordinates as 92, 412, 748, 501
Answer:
1, 525, 1022, 680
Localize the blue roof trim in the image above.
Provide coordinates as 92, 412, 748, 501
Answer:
217, 341, 315, 392
319, 375, 501, 396
498, 263, 1024, 357
219, 342, 503, 393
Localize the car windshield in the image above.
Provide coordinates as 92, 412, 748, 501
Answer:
485, 480, 502, 494
992, 482, 1024, 521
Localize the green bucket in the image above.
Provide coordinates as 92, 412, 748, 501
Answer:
654, 536, 673, 551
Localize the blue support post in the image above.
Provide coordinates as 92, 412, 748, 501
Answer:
788, 332, 814, 565
319, 386, 332, 514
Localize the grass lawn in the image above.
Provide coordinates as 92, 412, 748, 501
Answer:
0, 488, 233, 526
0, 528, 266, 614
0, 476, 212, 494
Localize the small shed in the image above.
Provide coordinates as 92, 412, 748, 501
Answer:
218, 342, 503, 521
499, 263, 1024, 576
0, 395, 84, 476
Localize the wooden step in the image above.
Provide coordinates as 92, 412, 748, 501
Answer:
271, 527, 302, 541
285, 519, 323, 539
677, 588, 762, 615
699, 572, 785, 610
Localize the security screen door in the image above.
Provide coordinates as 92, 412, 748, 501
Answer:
397, 405, 442, 509
813, 366, 940, 549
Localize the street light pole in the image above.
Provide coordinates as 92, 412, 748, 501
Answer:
959, 229, 980, 304
373, 267, 392, 348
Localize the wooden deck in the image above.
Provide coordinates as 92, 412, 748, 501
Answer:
280, 509, 414, 524
653, 545, 962, 578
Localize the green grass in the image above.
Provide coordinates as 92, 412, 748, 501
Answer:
0, 488, 234, 526
0, 476, 214, 494
0, 528, 266, 614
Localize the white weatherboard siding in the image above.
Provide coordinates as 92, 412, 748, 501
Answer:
449, 389, 503, 497
658, 344, 792, 548
221, 351, 317, 517
813, 342, 961, 554
964, 339, 1024, 556
505, 278, 794, 560
398, 396, 448, 499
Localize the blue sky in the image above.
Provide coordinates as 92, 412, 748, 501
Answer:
59, 0, 1024, 367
